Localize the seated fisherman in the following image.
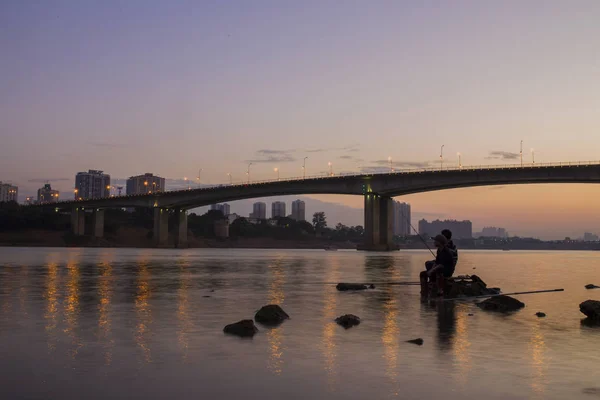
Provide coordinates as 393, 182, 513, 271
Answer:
441, 229, 458, 268
420, 234, 455, 297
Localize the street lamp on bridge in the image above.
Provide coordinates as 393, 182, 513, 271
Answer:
457, 152, 462, 169
328, 162, 333, 177
388, 156, 394, 172
440, 145, 445, 170
531, 148, 535, 165
274, 167, 279, 181
247, 162, 253, 184
303, 157, 308, 179
520, 140, 523, 167
197, 168, 202, 185
227, 173, 232, 185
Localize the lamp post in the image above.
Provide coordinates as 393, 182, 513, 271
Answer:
328, 162, 333, 177
388, 156, 393, 172
197, 168, 202, 185
520, 140, 523, 167
531, 148, 535, 165
227, 173, 232, 185
247, 162, 253, 184
274, 167, 279, 181
74, 188, 78, 200
440, 145, 445, 170
457, 152, 462, 169
303, 157, 308, 179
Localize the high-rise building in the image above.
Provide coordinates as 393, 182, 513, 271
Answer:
126, 173, 165, 195
419, 219, 472, 239
210, 203, 231, 215
392, 201, 411, 236
583, 232, 599, 242
0, 182, 18, 203
75, 170, 110, 200
272, 201, 286, 218
250, 202, 266, 219
291, 199, 306, 221
37, 184, 59, 204
477, 227, 508, 238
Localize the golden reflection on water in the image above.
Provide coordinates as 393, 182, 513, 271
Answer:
98, 256, 114, 366
451, 303, 472, 386
322, 258, 340, 390
267, 258, 285, 375
44, 261, 60, 352
529, 319, 548, 397
135, 261, 152, 363
177, 259, 192, 361
381, 266, 400, 397
19, 265, 28, 316
64, 258, 82, 358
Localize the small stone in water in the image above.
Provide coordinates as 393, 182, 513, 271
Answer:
535, 312, 546, 318
406, 338, 424, 345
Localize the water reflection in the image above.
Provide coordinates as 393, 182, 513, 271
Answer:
19, 265, 28, 317
135, 260, 153, 363
530, 319, 548, 397
177, 258, 192, 362
44, 260, 60, 352
98, 256, 114, 366
451, 303, 471, 386
267, 258, 285, 375
381, 277, 400, 397
322, 257, 341, 390
64, 257, 82, 358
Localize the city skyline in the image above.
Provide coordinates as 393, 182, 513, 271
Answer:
2, 1, 600, 239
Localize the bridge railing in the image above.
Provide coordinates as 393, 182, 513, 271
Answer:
41, 160, 600, 205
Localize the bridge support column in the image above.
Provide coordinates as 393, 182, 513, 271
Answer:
92, 209, 105, 238
153, 208, 169, 247
174, 208, 188, 248
70, 207, 85, 236
358, 195, 398, 251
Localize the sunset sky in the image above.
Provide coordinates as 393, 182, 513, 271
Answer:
2, 1, 600, 239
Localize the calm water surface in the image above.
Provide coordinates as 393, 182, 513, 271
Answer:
1, 248, 600, 400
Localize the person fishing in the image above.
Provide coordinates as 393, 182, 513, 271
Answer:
441, 229, 458, 268
420, 234, 455, 297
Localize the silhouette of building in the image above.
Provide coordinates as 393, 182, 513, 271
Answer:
476, 226, 508, 238
0, 182, 18, 203
291, 199, 306, 221
37, 184, 59, 204
272, 201, 286, 218
250, 202, 266, 219
126, 173, 165, 195
210, 203, 231, 215
392, 201, 411, 236
419, 219, 472, 239
75, 170, 110, 199
583, 232, 599, 242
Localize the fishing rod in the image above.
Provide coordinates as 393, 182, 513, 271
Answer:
443, 288, 564, 302
403, 213, 436, 257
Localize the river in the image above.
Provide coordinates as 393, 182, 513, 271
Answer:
1, 247, 599, 399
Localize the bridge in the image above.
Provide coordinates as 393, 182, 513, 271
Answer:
39, 161, 600, 250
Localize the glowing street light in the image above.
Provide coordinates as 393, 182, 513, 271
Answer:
302, 157, 308, 179
197, 168, 202, 185
520, 140, 523, 167
328, 162, 333, 177
388, 156, 394, 172
274, 167, 279, 181
247, 162, 253, 184
440, 145, 445, 170
457, 152, 462, 169
227, 173, 232, 185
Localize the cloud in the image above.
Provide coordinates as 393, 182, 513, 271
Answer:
246, 154, 297, 164
304, 144, 361, 153
485, 151, 519, 160
27, 178, 70, 183
372, 159, 432, 168
256, 149, 294, 155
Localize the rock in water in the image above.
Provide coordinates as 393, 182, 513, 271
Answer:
585, 284, 599, 290
223, 320, 258, 337
580, 300, 600, 320
476, 295, 525, 312
335, 314, 361, 329
406, 338, 424, 345
336, 283, 373, 291
535, 312, 546, 318
254, 304, 290, 325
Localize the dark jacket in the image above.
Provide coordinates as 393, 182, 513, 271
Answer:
435, 246, 455, 277
447, 240, 458, 267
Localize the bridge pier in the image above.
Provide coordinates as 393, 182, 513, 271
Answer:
174, 208, 188, 248
358, 194, 398, 251
70, 207, 85, 236
92, 209, 105, 238
153, 208, 169, 247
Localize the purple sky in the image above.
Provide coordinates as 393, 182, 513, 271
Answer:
1, 1, 600, 238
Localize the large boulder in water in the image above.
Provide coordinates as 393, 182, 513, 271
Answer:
335, 314, 361, 329
476, 295, 525, 312
223, 320, 258, 337
336, 283, 375, 291
254, 304, 290, 325
580, 300, 600, 320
